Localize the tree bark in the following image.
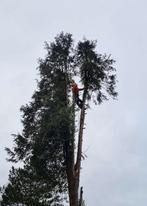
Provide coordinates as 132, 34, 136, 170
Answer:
67, 174, 79, 206
67, 87, 87, 206
75, 87, 87, 181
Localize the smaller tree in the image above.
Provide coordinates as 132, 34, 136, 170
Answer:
1, 164, 65, 206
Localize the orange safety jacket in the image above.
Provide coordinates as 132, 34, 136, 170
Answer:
71, 83, 79, 95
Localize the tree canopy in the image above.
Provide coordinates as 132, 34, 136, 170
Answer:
1, 32, 117, 206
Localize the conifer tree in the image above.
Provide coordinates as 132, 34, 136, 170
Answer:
1, 165, 64, 206
2, 33, 117, 206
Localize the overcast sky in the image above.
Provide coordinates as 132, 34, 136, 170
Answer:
0, 0, 147, 205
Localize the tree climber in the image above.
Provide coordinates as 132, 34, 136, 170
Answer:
71, 80, 84, 109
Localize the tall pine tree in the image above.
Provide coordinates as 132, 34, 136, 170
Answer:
2, 33, 117, 206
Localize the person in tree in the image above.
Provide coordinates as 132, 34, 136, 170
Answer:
71, 80, 84, 109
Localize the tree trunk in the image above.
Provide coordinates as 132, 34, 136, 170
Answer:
67, 175, 79, 206
75, 87, 87, 181
67, 87, 87, 206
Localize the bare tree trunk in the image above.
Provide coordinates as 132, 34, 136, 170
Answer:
67, 175, 79, 206
67, 87, 87, 206
75, 87, 87, 181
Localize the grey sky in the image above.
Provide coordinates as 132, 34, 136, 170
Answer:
0, 0, 147, 205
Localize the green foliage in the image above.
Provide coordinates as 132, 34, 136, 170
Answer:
76, 40, 117, 104
5, 32, 75, 205
1, 165, 64, 206
2, 32, 117, 205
